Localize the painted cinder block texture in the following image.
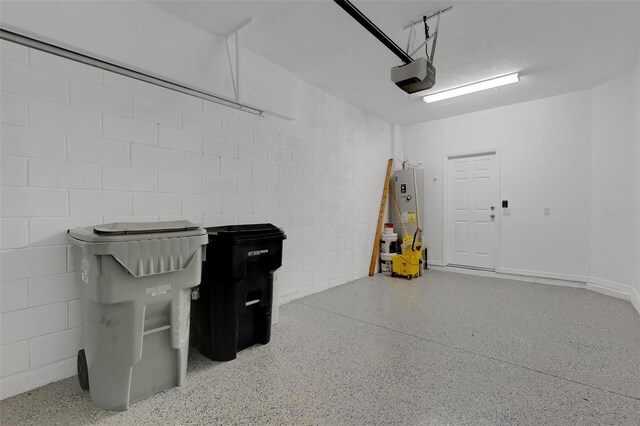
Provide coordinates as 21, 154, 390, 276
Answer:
0, 41, 392, 398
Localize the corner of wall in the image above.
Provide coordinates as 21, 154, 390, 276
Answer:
586, 86, 594, 282
391, 124, 403, 168
633, 58, 640, 315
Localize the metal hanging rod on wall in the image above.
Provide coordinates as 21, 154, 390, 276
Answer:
0, 25, 264, 116
402, 7, 453, 31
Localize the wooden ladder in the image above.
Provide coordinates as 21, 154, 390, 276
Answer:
369, 158, 394, 276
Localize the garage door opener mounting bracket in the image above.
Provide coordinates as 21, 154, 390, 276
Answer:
333, 0, 451, 94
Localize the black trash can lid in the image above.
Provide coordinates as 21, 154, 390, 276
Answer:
206, 223, 286, 240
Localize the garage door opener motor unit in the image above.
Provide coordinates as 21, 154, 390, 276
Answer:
334, 0, 451, 94
391, 57, 436, 94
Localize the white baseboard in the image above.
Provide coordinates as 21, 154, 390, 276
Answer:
279, 275, 355, 305
0, 357, 76, 400
498, 267, 590, 284
430, 265, 640, 317
586, 277, 634, 301
631, 286, 640, 315
430, 265, 586, 288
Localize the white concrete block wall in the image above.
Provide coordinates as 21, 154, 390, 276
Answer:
0, 41, 392, 398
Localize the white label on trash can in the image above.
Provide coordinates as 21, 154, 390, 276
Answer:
81, 256, 89, 284
146, 283, 172, 297
248, 249, 269, 257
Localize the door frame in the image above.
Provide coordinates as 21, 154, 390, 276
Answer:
442, 148, 501, 271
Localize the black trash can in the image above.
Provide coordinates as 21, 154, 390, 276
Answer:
191, 224, 286, 361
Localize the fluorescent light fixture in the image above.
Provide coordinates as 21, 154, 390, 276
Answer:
423, 72, 520, 103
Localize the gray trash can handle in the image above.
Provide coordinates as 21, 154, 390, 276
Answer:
70, 235, 208, 278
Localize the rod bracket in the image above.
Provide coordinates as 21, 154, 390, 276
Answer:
223, 17, 253, 102
0, 24, 263, 116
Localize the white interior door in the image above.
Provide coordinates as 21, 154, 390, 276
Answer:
446, 154, 498, 270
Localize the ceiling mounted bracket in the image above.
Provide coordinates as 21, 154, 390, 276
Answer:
333, 1, 445, 94
404, 7, 450, 65
223, 17, 253, 102
429, 13, 441, 64
402, 7, 453, 31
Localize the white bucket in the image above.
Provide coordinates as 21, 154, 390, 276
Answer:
380, 252, 394, 273
380, 233, 398, 254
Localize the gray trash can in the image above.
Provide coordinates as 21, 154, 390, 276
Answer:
68, 221, 207, 411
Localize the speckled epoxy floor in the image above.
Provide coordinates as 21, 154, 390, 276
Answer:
2, 270, 640, 425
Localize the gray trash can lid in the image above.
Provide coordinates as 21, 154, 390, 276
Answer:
69, 220, 206, 242
94, 220, 200, 235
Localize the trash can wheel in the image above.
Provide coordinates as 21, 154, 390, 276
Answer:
407, 275, 412, 281
77, 349, 89, 391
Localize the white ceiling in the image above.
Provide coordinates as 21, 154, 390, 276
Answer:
153, 1, 640, 125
